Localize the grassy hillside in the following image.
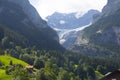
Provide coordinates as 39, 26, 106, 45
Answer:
0, 69, 11, 80
95, 71, 104, 79
0, 55, 29, 80
0, 55, 28, 66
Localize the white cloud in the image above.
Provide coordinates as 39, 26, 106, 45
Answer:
29, 0, 107, 19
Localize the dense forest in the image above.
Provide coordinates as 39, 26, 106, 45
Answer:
0, 46, 120, 80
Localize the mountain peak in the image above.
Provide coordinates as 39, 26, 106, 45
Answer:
47, 9, 99, 29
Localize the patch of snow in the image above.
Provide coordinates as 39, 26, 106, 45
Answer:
75, 11, 85, 19
53, 23, 92, 44
59, 20, 66, 24
96, 30, 102, 33
53, 27, 61, 31
73, 23, 91, 32
60, 39, 66, 44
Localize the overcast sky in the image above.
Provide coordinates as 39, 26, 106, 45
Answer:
29, 0, 107, 19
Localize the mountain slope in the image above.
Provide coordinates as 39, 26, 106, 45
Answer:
0, 69, 11, 80
72, 0, 120, 56
0, 0, 64, 51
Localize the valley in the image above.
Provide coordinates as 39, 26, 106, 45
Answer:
0, 0, 120, 80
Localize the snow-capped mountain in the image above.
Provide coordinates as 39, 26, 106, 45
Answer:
46, 9, 99, 29
46, 9, 99, 48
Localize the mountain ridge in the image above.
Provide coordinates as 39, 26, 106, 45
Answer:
46, 9, 99, 29
0, 0, 64, 51
72, 0, 120, 56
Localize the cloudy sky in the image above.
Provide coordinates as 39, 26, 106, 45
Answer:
29, 0, 107, 19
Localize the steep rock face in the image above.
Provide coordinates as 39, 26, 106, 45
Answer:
72, 0, 120, 55
102, 0, 120, 16
0, 0, 64, 51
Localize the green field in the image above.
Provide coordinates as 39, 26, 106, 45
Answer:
0, 55, 28, 66
0, 69, 11, 80
95, 71, 104, 79
0, 55, 29, 80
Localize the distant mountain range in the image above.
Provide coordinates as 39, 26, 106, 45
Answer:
46, 10, 99, 29
46, 10, 99, 48
0, 0, 64, 51
46, 0, 120, 56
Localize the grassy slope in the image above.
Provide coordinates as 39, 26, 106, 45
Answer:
95, 71, 104, 79
0, 55, 28, 66
0, 55, 29, 80
0, 69, 11, 80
